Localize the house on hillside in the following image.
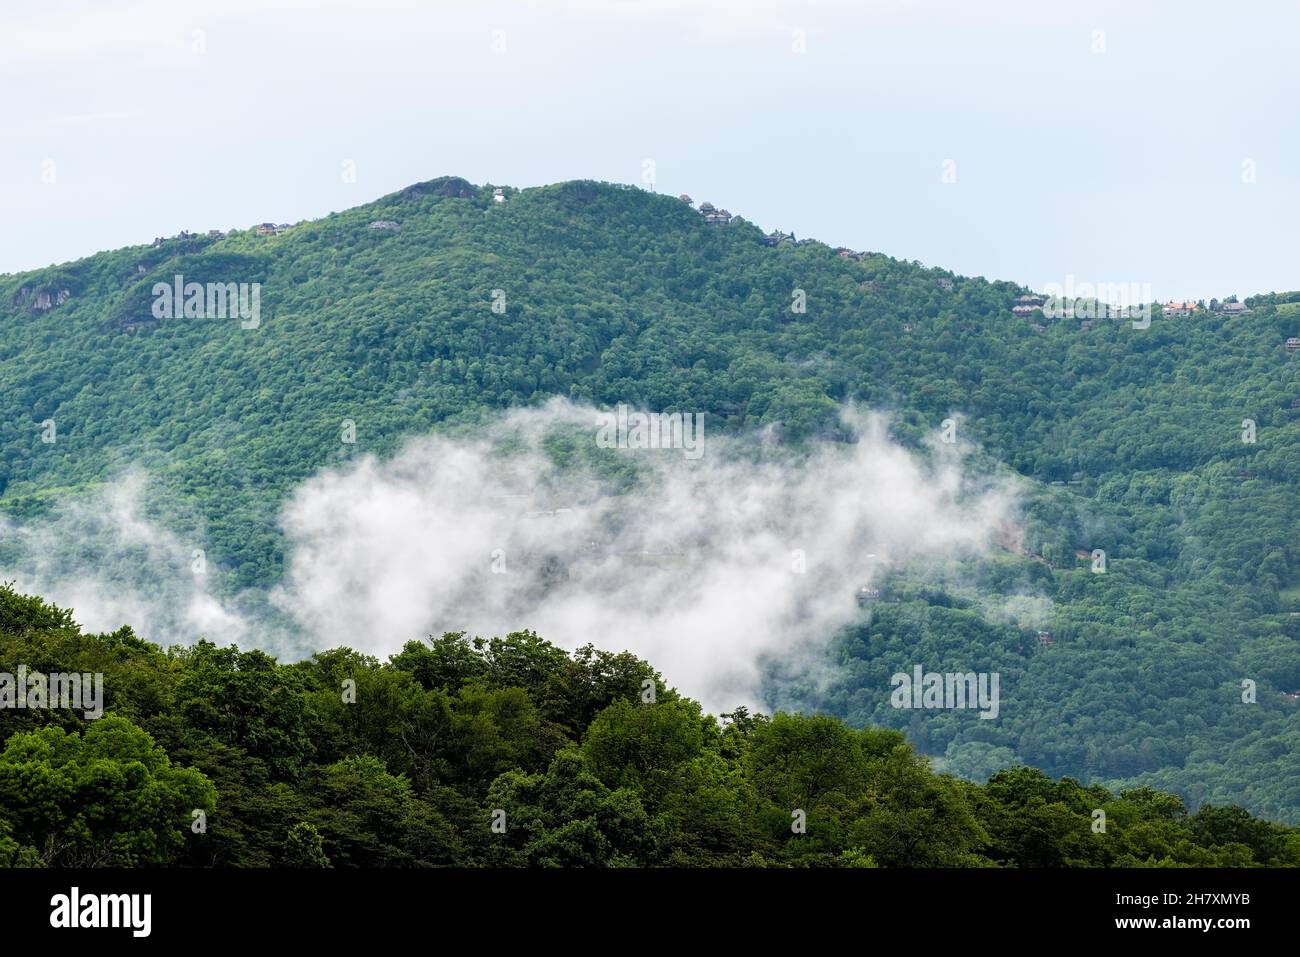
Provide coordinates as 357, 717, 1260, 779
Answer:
1163, 301, 1196, 317
1220, 301, 1250, 316
1037, 631, 1053, 647
937, 277, 954, 291
493, 188, 505, 204
698, 202, 731, 225
1286, 338, 1300, 354
255, 223, 280, 236
1016, 294, 1045, 307
678, 194, 693, 205
368, 220, 401, 231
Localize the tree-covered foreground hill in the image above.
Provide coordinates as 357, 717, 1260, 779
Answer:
2, 176, 1300, 824
1, 585, 1296, 868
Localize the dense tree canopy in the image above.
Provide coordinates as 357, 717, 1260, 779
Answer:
1, 585, 1296, 868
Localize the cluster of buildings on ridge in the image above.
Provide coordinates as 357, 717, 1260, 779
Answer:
150, 228, 229, 247
1010, 293, 1300, 347
1160, 299, 1252, 318
678, 194, 882, 263
1012, 293, 1256, 320
156, 185, 511, 247
149, 223, 290, 247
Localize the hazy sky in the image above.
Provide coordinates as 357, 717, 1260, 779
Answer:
2, 0, 1296, 300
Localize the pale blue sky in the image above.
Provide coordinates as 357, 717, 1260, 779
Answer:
2, 0, 1296, 301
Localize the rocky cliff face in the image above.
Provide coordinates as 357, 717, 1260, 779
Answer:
10, 286, 72, 311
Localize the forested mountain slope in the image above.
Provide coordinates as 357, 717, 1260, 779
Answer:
2, 177, 1299, 822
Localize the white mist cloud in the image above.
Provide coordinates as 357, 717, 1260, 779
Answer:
0, 469, 260, 648
0, 402, 1022, 713
270, 400, 1021, 711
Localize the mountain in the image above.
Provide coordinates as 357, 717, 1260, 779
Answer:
2, 176, 1300, 822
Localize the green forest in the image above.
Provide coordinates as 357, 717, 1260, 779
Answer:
2, 584, 1296, 868
2, 176, 1300, 838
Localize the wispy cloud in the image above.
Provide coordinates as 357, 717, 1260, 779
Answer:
0, 402, 1020, 712
269, 400, 1019, 710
